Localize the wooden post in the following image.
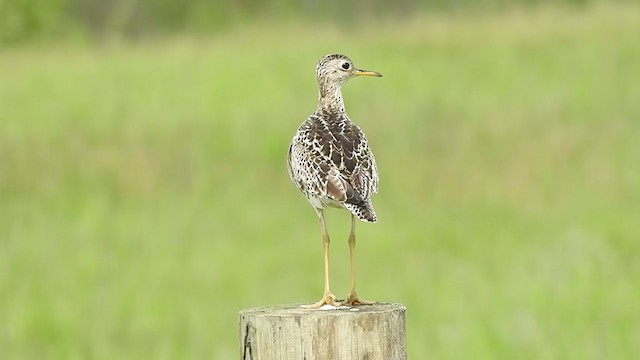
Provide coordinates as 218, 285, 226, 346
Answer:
239, 303, 406, 360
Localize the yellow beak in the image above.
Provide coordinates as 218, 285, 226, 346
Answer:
354, 69, 383, 77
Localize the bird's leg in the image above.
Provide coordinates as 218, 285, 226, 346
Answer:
302, 209, 341, 308
343, 214, 375, 306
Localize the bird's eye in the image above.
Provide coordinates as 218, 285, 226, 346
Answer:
341, 62, 350, 70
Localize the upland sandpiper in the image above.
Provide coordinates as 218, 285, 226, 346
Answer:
287, 54, 382, 308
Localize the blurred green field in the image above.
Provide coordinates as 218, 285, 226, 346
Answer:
1, 3, 640, 359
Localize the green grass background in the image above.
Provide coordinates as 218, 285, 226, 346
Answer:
1, 3, 639, 358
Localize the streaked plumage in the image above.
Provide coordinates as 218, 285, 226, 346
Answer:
287, 53, 382, 308
287, 54, 379, 223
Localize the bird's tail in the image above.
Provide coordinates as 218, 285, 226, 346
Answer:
344, 201, 377, 223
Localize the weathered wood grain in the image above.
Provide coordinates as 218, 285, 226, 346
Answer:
239, 303, 406, 359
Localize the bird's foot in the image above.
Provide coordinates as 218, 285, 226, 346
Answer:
301, 293, 342, 309
342, 292, 375, 306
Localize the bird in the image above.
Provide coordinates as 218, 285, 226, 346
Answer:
287, 54, 382, 308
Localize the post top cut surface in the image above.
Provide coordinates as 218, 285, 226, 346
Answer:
240, 303, 406, 318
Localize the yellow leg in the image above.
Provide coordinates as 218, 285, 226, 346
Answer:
343, 214, 374, 306
302, 209, 341, 308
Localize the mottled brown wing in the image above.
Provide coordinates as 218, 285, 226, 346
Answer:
338, 121, 378, 201
310, 115, 378, 204
288, 113, 378, 222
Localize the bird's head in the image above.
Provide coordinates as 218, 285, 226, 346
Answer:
316, 54, 382, 87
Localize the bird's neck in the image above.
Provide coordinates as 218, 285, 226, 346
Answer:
317, 81, 346, 113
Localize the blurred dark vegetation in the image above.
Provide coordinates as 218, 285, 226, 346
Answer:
0, 0, 601, 44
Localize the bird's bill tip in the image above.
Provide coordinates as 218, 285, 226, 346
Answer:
354, 69, 383, 77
